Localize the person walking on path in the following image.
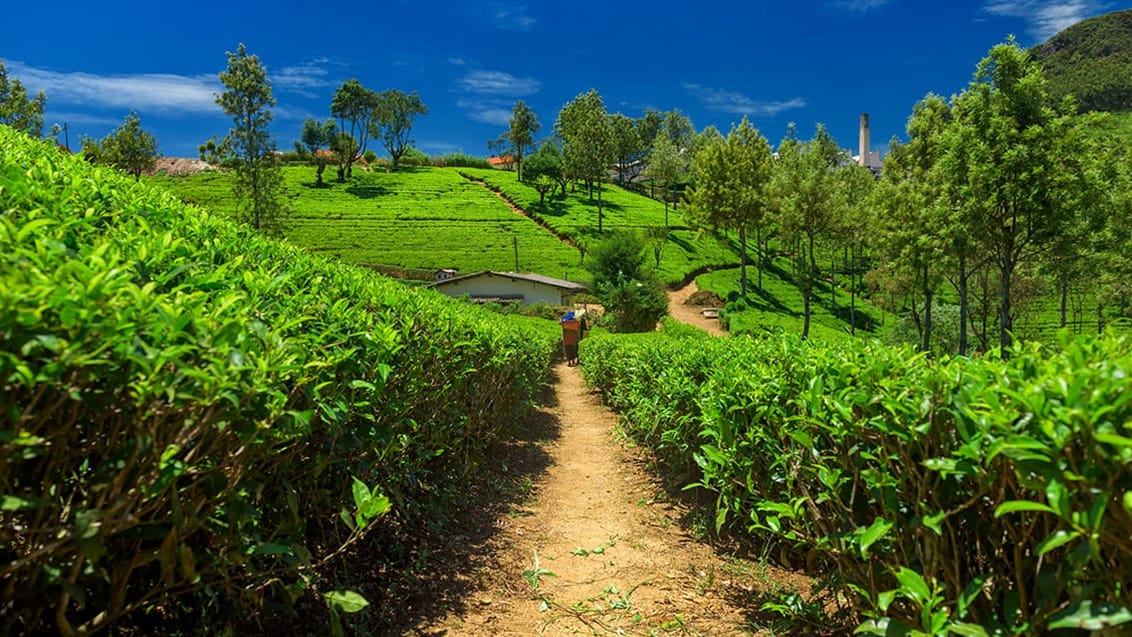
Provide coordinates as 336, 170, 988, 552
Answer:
560, 310, 586, 366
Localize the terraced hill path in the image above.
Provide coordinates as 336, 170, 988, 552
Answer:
666, 281, 728, 336
409, 362, 809, 636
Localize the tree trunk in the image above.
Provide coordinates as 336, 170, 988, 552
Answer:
597, 180, 604, 233
1059, 280, 1068, 328
850, 253, 857, 336
958, 252, 969, 357
922, 261, 933, 354
664, 194, 669, 227
999, 257, 1013, 359
739, 224, 748, 298
755, 223, 763, 292
830, 253, 836, 309
803, 231, 816, 340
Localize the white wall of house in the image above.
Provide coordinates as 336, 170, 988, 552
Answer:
435, 274, 574, 306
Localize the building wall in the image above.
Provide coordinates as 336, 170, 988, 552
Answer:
435, 275, 572, 306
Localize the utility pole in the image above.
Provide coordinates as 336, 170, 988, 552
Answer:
513, 236, 519, 272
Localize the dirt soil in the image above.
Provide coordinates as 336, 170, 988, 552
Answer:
408, 363, 811, 635
666, 281, 728, 337
148, 157, 215, 176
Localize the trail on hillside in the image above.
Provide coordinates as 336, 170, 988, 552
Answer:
409, 363, 809, 635
666, 281, 728, 336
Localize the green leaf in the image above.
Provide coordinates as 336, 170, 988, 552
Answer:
325, 590, 370, 614
948, 622, 989, 637
957, 574, 990, 619
922, 510, 946, 535
893, 567, 931, 605
351, 476, 370, 510
994, 500, 1056, 517
1036, 529, 1080, 556
858, 517, 893, 558
1047, 601, 1132, 630
1, 495, 36, 511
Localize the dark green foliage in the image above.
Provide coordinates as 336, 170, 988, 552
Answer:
79, 110, 158, 181
1033, 9, 1132, 112
585, 232, 667, 332
583, 328, 1132, 634
0, 62, 45, 137
0, 128, 557, 634
216, 44, 286, 233
431, 153, 492, 169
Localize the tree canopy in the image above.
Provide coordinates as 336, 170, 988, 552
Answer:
81, 110, 158, 181
372, 89, 428, 170
0, 62, 45, 137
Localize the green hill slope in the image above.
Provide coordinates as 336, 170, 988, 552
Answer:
1033, 8, 1132, 112
150, 166, 584, 280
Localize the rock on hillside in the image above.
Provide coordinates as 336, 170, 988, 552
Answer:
149, 157, 215, 176
1032, 8, 1132, 113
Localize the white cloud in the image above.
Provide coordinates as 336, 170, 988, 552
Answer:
456, 99, 513, 126
983, 1, 1107, 40
418, 141, 465, 154
456, 70, 540, 96
682, 82, 807, 116
834, 0, 895, 11
4, 60, 221, 113
43, 111, 124, 127
273, 61, 335, 97
449, 57, 467, 66
492, 4, 537, 30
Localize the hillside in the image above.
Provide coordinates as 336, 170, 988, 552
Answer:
1033, 8, 1132, 112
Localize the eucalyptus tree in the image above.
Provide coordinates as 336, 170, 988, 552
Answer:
689, 116, 774, 297
608, 113, 641, 185
299, 116, 336, 186
872, 95, 952, 353
0, 62, 45, 137
941, 39, 1077, 356
773, 124, 844, 339
646, 134, 686, 226
836, 163, 875, 336
216, 44, 286, 233
506, 100, 539, 180
330, 79, 379, 180
372, 89, 428, 170
556, 89, 612, 232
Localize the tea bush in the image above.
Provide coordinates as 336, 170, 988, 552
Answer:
0, 126, 557, 634
580, 329, 1132, 634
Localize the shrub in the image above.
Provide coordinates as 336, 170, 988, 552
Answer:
432, 153, 492, 169
0, 127, 557, 634
581, 328, 1132, 634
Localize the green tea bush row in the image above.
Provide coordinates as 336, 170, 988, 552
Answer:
0, 127, 557, 635
580, 329, 1132, 634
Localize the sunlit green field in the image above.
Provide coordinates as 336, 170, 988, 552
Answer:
457, 168, 742, 285
149, 166, 585, 280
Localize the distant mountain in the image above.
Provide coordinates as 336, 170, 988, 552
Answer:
1032, 9, 1132, 113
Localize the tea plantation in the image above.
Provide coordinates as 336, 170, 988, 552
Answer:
0, 127, 559, 634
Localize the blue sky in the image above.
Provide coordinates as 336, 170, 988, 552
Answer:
1, 1, 1118, 158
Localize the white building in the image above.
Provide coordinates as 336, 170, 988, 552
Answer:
429, 271, 586, 306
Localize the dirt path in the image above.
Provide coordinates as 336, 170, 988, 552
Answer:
666, 281, 728, 337
411, 363, 806, 635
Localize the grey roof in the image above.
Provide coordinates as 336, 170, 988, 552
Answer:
429, 271, 586, 291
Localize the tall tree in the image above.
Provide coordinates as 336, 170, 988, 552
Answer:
647, 134, 686, 226
774, 124, 844, 339
608, 113, 641, 185
0, 62, 46, 137
330, 79, 379, 181
216, 44, 286, 233
507, 100, 539, 180
873, 95, 952, 353
942, 39, 1076, 357
372, 89, 428, 170
299, 116, 336, 187
689, 116, 774, 297
81, 110, 158, 181
556, 89, 612, 232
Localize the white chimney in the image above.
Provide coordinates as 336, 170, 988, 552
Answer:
858, 113, 870, 168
